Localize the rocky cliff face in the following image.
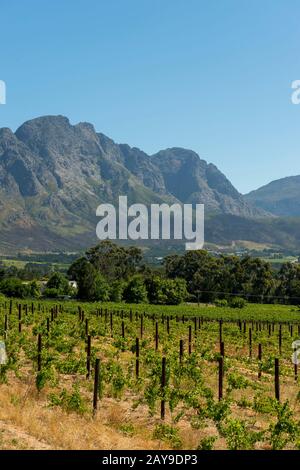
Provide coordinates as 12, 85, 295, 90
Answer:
0, 115, 265, 252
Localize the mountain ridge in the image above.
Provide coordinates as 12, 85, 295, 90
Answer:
245, 175, 300, 217
0, 115, 289, 253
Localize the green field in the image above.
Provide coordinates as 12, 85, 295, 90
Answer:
0, 258, 71, 271
65, 300, 300, 323
261, 256, 298, 266
0, 297, 300, 450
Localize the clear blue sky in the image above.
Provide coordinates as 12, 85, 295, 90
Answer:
0, 0, 299, 193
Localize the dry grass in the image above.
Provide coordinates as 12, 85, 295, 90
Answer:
1, 303, 300, 450
1, 344, 300, 451
0, 376, 163, 450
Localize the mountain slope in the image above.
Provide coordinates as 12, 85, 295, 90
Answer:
245, 176, 300, 216
0, 115, 278, 252
150, 148, 264, 217
205, 214, 300, 249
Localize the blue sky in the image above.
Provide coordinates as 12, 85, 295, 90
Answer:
0, 0, 299, 193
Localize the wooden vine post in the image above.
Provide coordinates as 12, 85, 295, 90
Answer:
93, 358, 100, 416
37, 334, 42, 372
86, 335, 91, 379
275, 358, 280, 401
18, 304, 22, 333
179, 339, 184, 364
249, 328, 252, 358
135, 337, 140, 379
161, 357, 166, 420
279, 325, 282, 355
258, 343, 262, 379
218, 356, 223, 401
155, 322, 159, 351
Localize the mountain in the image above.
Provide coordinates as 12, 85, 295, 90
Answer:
205, 214, 300, 250
0, 115, 279, 253
149, 148, 263, 217
245, 176, 300, 217
97, 134, 263, 216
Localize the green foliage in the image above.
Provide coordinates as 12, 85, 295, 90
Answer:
236, 397, 252, 408
105, 360, 126, 398
119, 423, 135, 436
165, 251, 276, 304
220, 418, 263, 450
199, 397, 231, 425
197, 436, 217, 450
153, 424, 182, 449
75, 260, 110, 301
55, 353, 86, 374
46, 272, 70, 293
2, 239, 300, 307
36, 366, 57, 391
228, 297, 246, 309
0, 278, 31, 298
227, 373, 250, 392
267, 401, 299, 450
48, 383, 87, 415
85, 241, 143, 281
93, 272, 111, 301
29, 280, 41, 298
123, 276, 148, 303
0, 364, 9, 384
146, 276, 188, 305
2, 295, 300, 451
109, 280, 125, 302
215, 299, 228, 307
253, 395, 278, 414
43, 287, 61, 299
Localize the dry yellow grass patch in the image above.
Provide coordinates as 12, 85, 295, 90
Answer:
0, 378, 163, 450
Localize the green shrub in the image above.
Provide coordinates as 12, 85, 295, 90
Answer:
75, 260, 110, 301
109, 280, 125, 302
153, 424, 182, 449
215, 299, 228, 307
227, 373, 250, 391
43, 287, 61, 298
0, 278, 31, 298
123, 276, 148, 303
228, 297, 246, 309
197, 436, 217, 450
48, 383, 87, 414
220, 418, 263, 450
146, 276, 187, 305
267, 401, 299, 450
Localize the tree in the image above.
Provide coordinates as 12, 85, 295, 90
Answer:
146, 276, 168, 305
67, 257, 88, 282
93, 272, 111, 301
29, 280, 41, 298
85, 241, 143, 280
0, 278, 30, 298
109, 280, 126, 302
164, 278, 188, 305
123, 276, 148, 303
276, 263, 300, 304
46, 272, 71, 295
164, 250, 276, 304
75, 260, 110, 301
43, 287, 61, 299
146, 276, 187, 305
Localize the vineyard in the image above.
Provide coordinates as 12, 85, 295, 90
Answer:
1, 299, 300, 450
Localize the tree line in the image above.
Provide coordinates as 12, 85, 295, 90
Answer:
0, 241, 300, 305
